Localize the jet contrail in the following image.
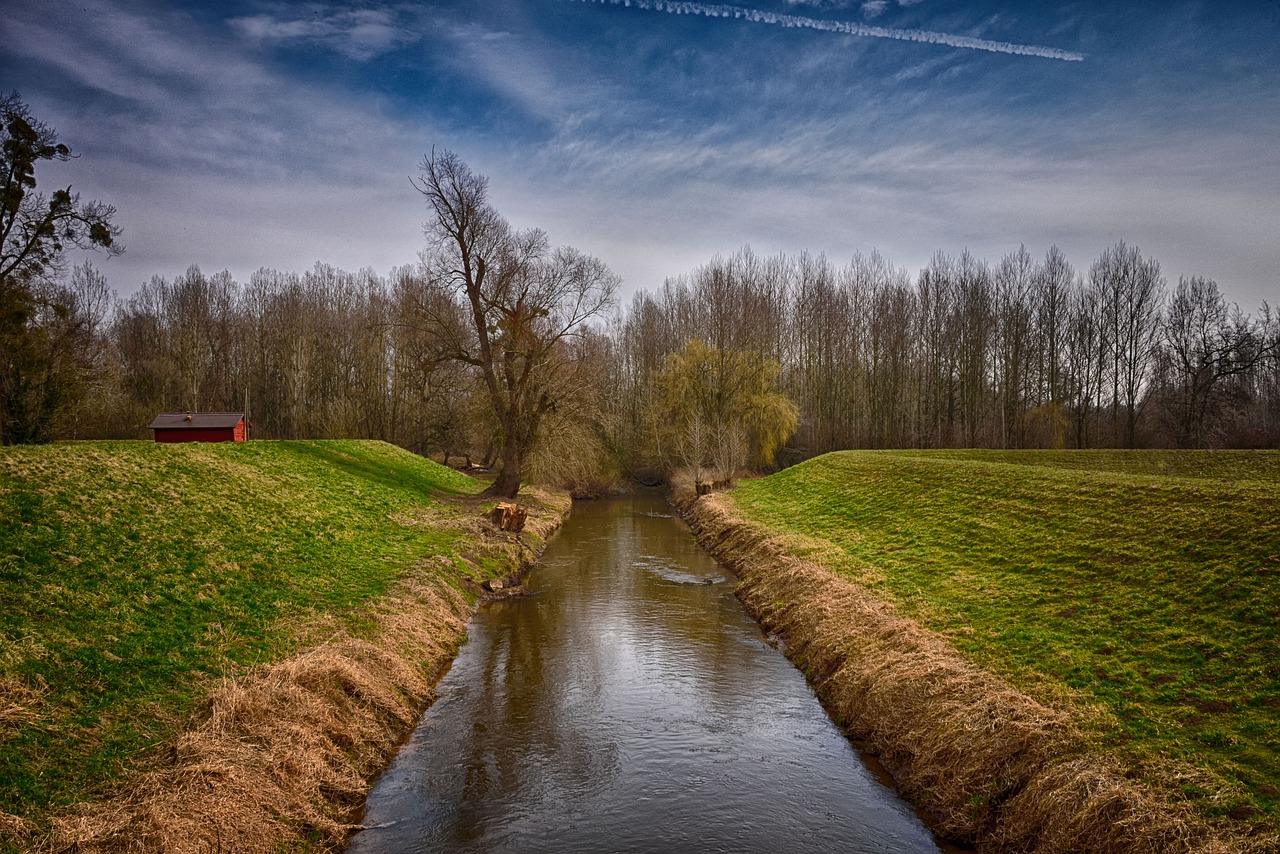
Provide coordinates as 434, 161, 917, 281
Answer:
572, 0, 1086, 62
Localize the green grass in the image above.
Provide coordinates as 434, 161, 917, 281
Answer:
730, 450, 1280, 824
0, 439, 484, 824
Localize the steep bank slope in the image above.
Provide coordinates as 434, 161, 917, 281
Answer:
675, 450, 1279, 853
0, 440, 568, 852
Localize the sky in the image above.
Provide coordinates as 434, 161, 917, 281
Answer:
4, 0, 1279, 309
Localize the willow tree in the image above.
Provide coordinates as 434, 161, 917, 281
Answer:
655, 339, 798, 482
413, 149, 617, 497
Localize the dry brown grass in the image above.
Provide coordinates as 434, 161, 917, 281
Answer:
34, 580, 468, 854
16, 492, 568, 854
671, 475, 1264, 853
1, 674, 46, 842
0, 676, 45, 734
520, 487, 573, 540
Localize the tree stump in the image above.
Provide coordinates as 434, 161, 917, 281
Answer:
489, 501, 528, 532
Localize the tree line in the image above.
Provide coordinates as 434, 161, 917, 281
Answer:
28, 242, 1279, 480
608, 245, 1280, 467
5, 93, 1278, 496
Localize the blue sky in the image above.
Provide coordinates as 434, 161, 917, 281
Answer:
4, 0, 1279, 308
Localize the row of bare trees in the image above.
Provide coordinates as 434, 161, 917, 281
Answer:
10, 113, 1278, 493
24, 242, 1280, 476
29, 239, 1280, 487
608, 245, 1280, 465
104, 263, 470, 451
38, 151, 620, 497
58, 258, 614, 482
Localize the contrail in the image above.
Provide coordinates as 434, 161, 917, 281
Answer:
571, 0, 1086, 62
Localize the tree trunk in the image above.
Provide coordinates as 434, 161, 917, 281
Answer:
484, 440, 522, 498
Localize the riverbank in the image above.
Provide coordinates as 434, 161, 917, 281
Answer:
0, 440, 569, 853
351, 490, 944, 853
672, 452, 1279, 853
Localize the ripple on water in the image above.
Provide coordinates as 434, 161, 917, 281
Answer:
633, 553, 726, 585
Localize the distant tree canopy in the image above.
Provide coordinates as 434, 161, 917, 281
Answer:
1, 92, 122, 445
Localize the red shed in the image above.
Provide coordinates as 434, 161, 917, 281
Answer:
149, 412, 250, 443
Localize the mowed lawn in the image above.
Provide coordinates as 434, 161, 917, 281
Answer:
0, 440, 481, 826
730, 450, 1280, 825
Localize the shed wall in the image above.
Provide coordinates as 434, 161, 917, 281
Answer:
154, 428, 237, 443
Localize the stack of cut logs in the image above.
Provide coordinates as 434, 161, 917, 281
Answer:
490, 501, 529, 533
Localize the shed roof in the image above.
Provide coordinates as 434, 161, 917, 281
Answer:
148, 412, 246, 430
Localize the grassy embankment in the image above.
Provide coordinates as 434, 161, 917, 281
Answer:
0, 439, 562, 851
722, 450, 1279, 844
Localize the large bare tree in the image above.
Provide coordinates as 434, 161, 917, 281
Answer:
413, 149, 617, 497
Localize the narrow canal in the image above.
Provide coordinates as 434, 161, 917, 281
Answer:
348, 492, 943, 853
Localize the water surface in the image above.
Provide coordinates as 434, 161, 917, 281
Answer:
349, 493, 941, 853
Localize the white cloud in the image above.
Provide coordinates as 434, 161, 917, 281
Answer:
862, 1, 889, 19
228, 7, 421, 61
7, 0, 441, 291
431, 22, 608, 128
486, 109, 1280, 307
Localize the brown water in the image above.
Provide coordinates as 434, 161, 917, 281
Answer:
348, 492, 943, 853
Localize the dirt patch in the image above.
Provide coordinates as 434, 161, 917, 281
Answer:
1195, 699, 1235, 715
19, 492, 569, 854
670, 475, 1268, 853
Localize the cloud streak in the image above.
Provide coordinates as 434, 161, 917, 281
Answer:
229, 8, 421, 61
571, 0, 1086, 61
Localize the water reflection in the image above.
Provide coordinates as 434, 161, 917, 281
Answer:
349, 493, 940, 854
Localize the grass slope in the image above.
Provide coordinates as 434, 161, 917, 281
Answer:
0, 440, 484, 827
730, 450, 1280, 828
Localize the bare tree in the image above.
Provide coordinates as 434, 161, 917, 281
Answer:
994, 246, 1036, 447
1157, 276, 1279, 447
1091, 242, 1164, 447
952, 250, 994, 446
1064, 277, 1106, 448
1034, 245, 1073, 408
413, 149, 617, 497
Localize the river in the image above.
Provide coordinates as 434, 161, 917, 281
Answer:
348, 492, 944, 853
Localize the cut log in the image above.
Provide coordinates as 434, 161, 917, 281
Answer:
488, 501, 529, 533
